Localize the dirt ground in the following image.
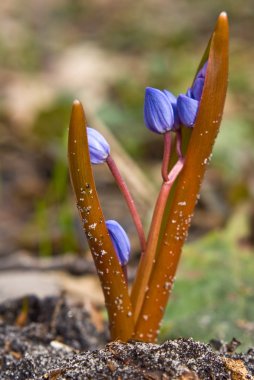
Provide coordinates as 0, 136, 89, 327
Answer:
0, 295, 253, 380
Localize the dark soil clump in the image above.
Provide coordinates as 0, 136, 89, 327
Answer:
0, 296, 253, 379
0, 295, 106, 351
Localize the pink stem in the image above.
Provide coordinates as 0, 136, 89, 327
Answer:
131, 156, 185, 322
161, 131, 171, 181
106, 155, 146, 253
146, 157, 184, 263
148, 132, 184, 263
176, 130, 183, 159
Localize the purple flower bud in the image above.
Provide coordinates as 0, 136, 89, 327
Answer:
177, 94, 199, 128
163, 90, 180, 130
87, 127, 110, 164
144, 87, 174, 133
163, 89, 176, 105
186, 88, 192, 98
191, 77, 205, 101
106, 220, 131, 266
197, 61, 208, 79
186, 62, 207, 102
190, 61, 207, 100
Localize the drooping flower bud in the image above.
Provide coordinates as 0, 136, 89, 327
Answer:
87, 127, 110, 164
177, 94, 199, 128
144, 87, 174, 134
106, 220, 131, 266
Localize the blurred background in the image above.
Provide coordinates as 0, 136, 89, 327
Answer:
0, 0, 254, 348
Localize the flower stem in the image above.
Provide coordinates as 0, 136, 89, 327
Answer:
131, 156, 184, 323
106, 155, 146, 253
161, 131, 171, 181
176, 130, 183, 159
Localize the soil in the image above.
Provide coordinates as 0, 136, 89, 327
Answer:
0, 296, 253, 380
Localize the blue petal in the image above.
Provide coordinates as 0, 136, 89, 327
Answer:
163, 90, 177, 104
163, 90, 180, 130
144, 87, 174, 134
87, 127, 110, 164
191, 77, 205, 101
197, 61, 208, 79
177, 94, 199, 128
186, 88, 193, 98
106, 220, 131, 266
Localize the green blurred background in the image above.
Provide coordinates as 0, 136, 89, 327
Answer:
0, 0, 254, 348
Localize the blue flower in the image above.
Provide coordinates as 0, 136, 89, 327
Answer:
106, 220, 131, 266
87, 127, 110, 164
190, 77, 205, 101
144, 87, 174, 133
163, 90, 180, 130
177, 62, 207, 127
197, 61, 208, 79
177, 94, 199, 128
187, 61, 207, 101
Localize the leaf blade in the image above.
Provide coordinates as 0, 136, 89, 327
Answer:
68, 100, 134, 341
134, 12, 229, 342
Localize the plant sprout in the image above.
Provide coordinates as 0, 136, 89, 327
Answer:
68, 12, 229, 342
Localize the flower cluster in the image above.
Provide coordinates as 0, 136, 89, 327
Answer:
144, 62, 207, 133
86, 63, 207, 268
